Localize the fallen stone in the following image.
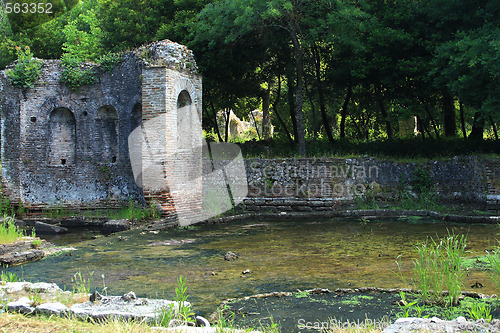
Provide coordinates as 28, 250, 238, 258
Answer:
1, 282, 30, 293
0, 250, 45, 266
383, 317, 500, 333
151, 327, 260, 333
195, 315, 210, 327
122, 291, 137, 302
59, 217, 106, 228
34, 221, 68, 235
35, 302, 69, 317
90, 291, 103, 302
28, 282, 61, 293
102, 220, 131, 234
7, 297, 35, 314
224, 252, 238, 261
70, 296, 185, 322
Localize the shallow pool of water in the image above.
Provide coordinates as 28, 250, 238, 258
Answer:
6, 217, 500, 317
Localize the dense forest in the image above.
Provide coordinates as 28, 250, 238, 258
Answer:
1, 0, 499, 156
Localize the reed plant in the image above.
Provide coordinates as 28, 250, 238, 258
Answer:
412, 233, 467, 306
0, 216, 25, 244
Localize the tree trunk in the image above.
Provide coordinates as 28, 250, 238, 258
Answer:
459, 102, 467, 138
289, 22, 306, 157
339, 86, 352, 138
416, 115, 426, 140
424, 104, 440, 139
208, 100, 223, 142
224, 108, 230, 142
312, 44, 334, 143
272, 75, 294, 147
304, 80, 317, 141
469, 111, 484, 139
374, 83, 393, 138
442, 89, 457, 137
286, 70, 298, 142
249, 110, 261, 140
262, 83, 272, 140
350, 115, 363, 139
490, 116, 498, 140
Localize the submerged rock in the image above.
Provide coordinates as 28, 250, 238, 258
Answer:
224, 252, 238, 261
149, 239, 195, 246
102, 220, 131, 234
34, 221, 68, 235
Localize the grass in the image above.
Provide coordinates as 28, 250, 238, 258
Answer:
394, 292, 498, 322
71, 270, 94, 295
156, 275, 195, 327
0, 313, 154, 333
0, 216, 26, 244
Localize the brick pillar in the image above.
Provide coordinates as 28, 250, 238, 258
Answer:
141, 67, 176, 216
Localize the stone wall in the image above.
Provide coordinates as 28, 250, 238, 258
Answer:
486, 160, 500, 213
0, 40, 203, 217
237, 157, 497, 213
0, 57, 143, 208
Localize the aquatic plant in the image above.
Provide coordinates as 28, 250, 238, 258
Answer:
72, 270, 94, 295
412, 233, 467, 306
157, 275, 195, 327
485, 237, 500, 294
467, 301, 492, 322
0, 269, 18, 282
0, 216, 25, 244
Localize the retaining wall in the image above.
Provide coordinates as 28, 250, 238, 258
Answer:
237, 157, 498, 213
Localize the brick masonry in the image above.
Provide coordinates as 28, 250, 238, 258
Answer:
0, 40, 203, 218
235, 157, 499, 213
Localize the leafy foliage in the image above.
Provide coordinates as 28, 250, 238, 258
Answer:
60, 57, 96, 91
0, 0, 498, 148
97, 52, 123, 71
5, 46, 42, 88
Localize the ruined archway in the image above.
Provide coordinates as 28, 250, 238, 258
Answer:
130, 103, 142, 187
49, 107, 76, 166
177, 90, 192, 150
96, 105, 118, 163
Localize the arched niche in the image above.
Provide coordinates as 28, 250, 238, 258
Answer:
129, 103, 142, 187
177, 90, 192, 150
96, 105, 118, 163
131, 103, 142, 132
49, 108, 76, 166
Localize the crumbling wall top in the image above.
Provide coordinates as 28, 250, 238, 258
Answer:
136, 39, 198, 73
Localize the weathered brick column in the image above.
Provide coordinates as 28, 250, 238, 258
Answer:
141, 65, 203, 223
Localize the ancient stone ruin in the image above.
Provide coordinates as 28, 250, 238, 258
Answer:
0, 40, 203, 220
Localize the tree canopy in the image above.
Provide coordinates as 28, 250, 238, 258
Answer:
1, 0, 498, 156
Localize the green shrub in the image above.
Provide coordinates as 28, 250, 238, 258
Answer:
5, 46, 42, 88
412, 167, 433, 194
97, 53, 122, 72
60, 57, 96, 91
